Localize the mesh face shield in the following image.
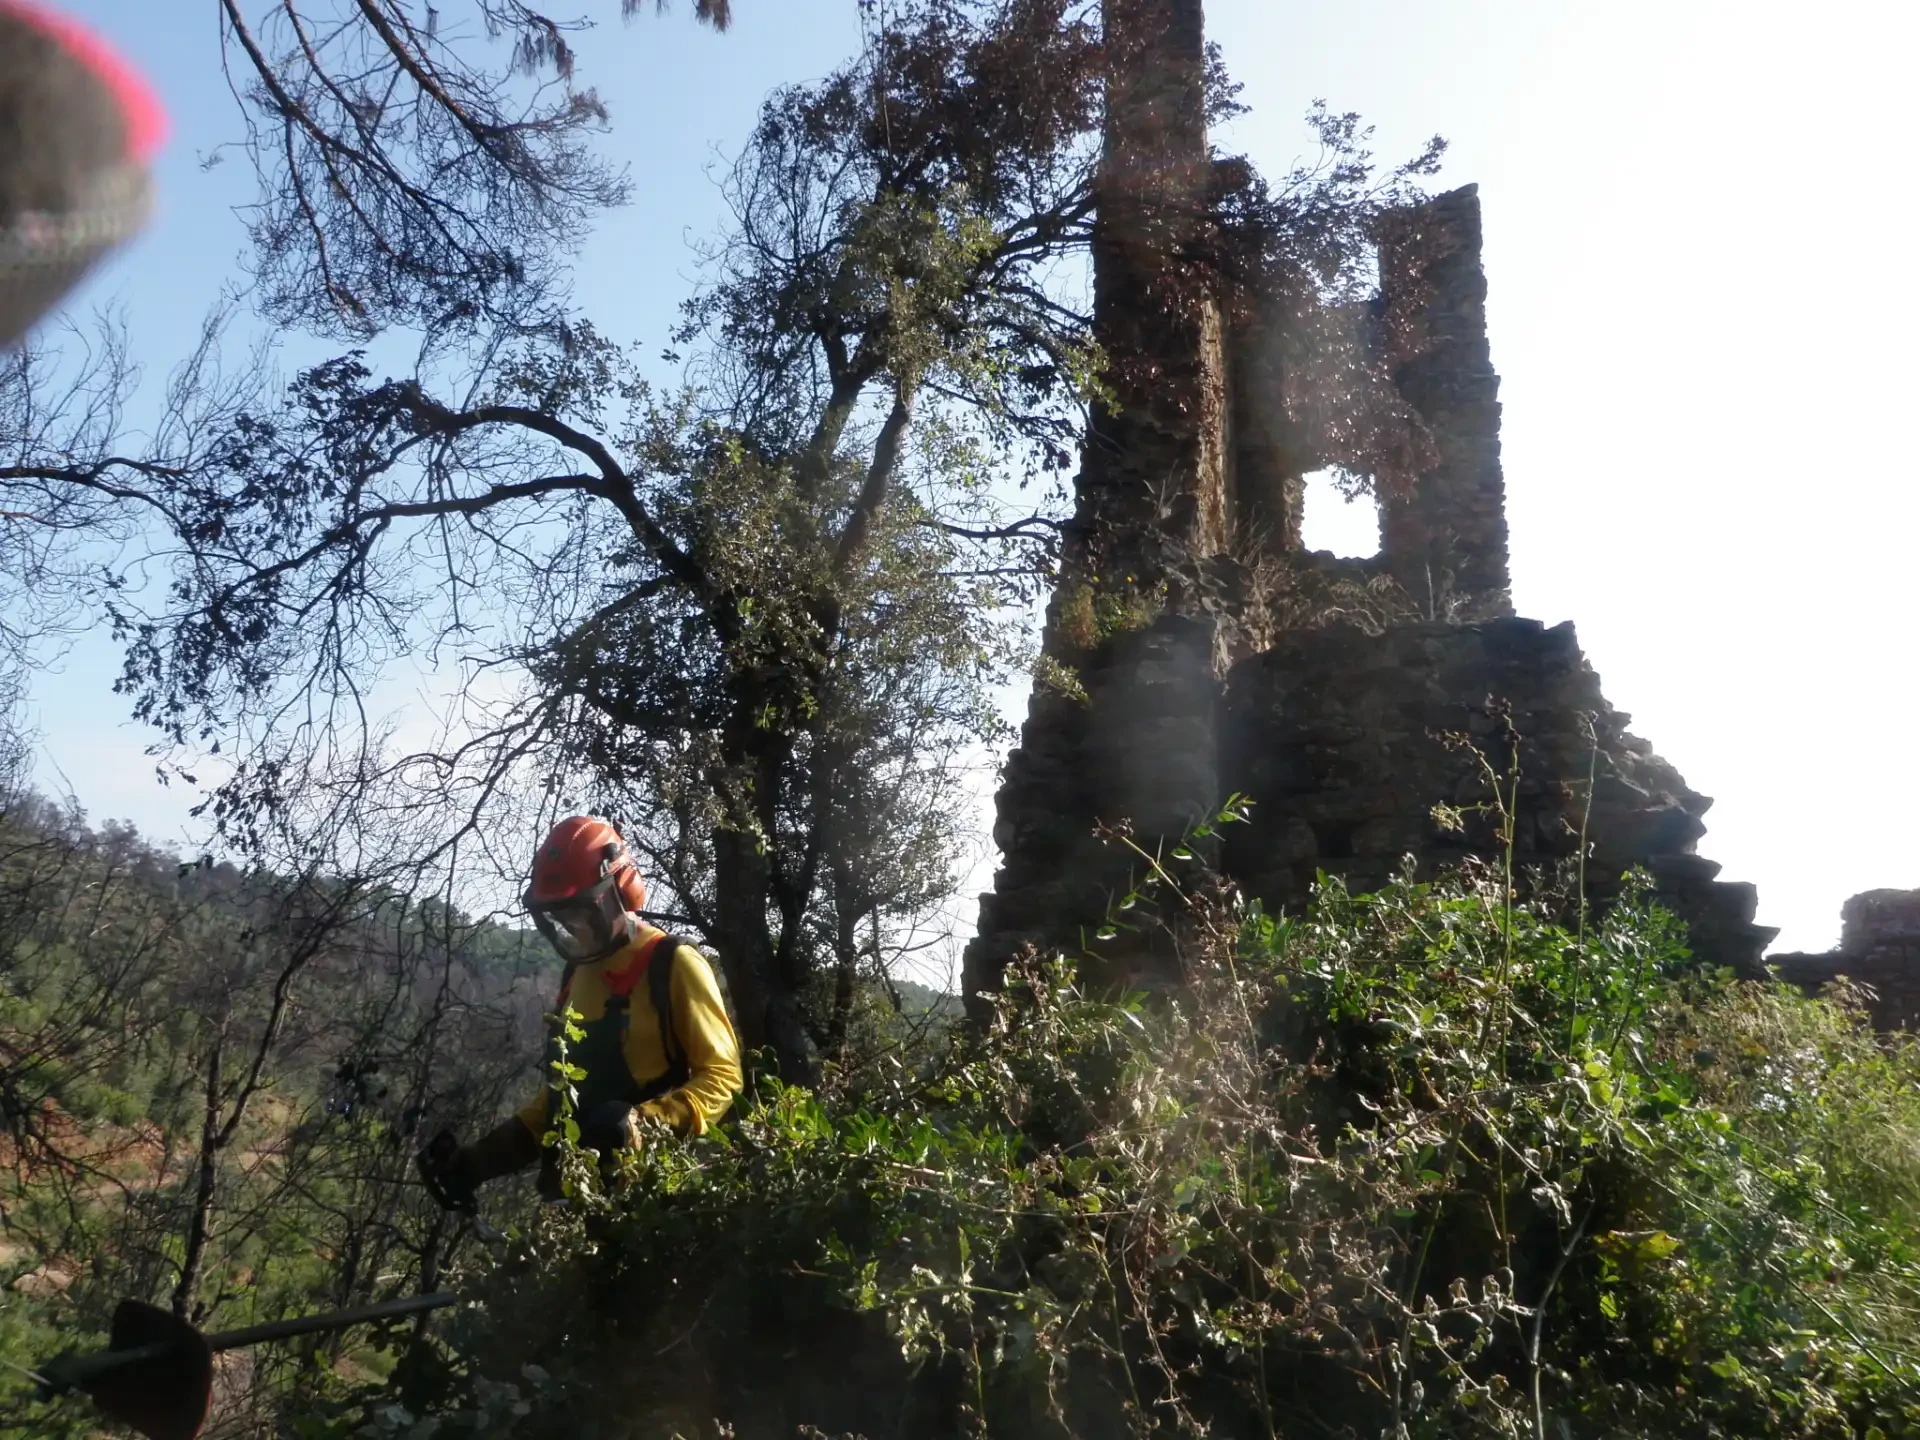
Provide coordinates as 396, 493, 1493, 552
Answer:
525, 869, 633, 963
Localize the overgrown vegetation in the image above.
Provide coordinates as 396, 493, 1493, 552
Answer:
0, 755, 951, 1437
13, 789, 1919, 1435
3, 7, 1912, 1439
267, 820, 1920, 1439
0, 753, 551, 1436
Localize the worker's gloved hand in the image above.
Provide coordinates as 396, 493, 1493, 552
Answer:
417, 1119, 539, 1211
415, 1128, 474, 1212
578, 1100, 641, 1157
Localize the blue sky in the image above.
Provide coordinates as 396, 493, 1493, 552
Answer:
27, 0, 1920, 964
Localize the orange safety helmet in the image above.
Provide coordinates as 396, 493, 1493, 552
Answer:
524, 816, 646, 962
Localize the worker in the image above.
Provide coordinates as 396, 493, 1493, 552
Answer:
424, 816, 743, 1205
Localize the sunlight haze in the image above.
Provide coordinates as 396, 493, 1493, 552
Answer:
28, 0, 1918, 964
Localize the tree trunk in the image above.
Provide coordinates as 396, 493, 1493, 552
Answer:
824, 878, 861, 1062
709, 687, 819, 1084
172, 1031, 224, 1318
711, 827, 815, 1082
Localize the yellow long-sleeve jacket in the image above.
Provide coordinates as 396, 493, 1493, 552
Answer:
515, 925, 743, 1140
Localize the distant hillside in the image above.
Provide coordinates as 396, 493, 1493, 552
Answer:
894, 976, 962, 1021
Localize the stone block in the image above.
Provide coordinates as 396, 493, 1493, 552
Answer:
1841, 889, 1920, 950
1773, 891, 1920, 1030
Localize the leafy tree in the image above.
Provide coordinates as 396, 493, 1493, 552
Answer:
1, 0, 741, 682
86, 0, 1121, 1081
49, 0, 1448, 1089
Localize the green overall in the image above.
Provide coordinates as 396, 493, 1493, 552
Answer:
535, 935, 690, 1201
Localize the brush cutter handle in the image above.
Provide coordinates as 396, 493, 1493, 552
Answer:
36, 1292, 462, 1440
37, 1293, 460, 1393
37, 1339, 177, 1397
203, 1291, 459, 1351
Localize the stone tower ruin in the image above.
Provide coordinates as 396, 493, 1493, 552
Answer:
963, 0, 1777, 1007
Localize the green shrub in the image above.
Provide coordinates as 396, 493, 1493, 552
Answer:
304, 861, 1920, 1440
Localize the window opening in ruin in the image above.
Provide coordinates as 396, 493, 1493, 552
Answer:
1298, 467, 1381, 559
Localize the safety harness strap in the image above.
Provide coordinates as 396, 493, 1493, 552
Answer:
548, 931, 691, 1110
623, 932, 692, 1104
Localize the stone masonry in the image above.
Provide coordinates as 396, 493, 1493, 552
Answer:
1223, 182, 1512, 624
969, 613, 1777, 1005
979, 617, 1221, 983
1071, 0, 1228, 597
1375, 188, 1512, 616
962, 0, 1777, 1008
1220, 619, 1773, 975
1771, 891, 1920, 1030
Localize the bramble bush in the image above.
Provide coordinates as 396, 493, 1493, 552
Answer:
301, 824, 1920, 1440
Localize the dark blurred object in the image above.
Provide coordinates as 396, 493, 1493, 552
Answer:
414, 1126, 477, 1214
0, 0, 164, 347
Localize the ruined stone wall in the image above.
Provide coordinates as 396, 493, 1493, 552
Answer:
966, 0, 1237, 1013
968, 617, 1220, 1003
965, 13, 1774, 1009
1772, 890, 1920, 1030
965, 617, 1776, 1002
1224, 285, 1309, 563
1220, 619, 1774, 977
1375, 186, 1512, 617
1220, 184, 1510, 617
1070, 0, 1228, 600
970, 183, 1558, 1003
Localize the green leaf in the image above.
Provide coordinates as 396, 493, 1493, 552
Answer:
1635, 1231, 1683, 1260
